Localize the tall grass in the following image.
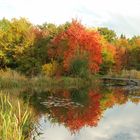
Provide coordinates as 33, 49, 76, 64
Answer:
0, 69, 99, 90
0, 93, 33, 140
0, 69, 27, 89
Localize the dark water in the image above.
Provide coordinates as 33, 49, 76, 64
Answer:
21, 86, 140, 140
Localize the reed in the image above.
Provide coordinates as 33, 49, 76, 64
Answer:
0, 93, 33, 140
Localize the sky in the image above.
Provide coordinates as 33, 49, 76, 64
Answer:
0, 0, 140, 37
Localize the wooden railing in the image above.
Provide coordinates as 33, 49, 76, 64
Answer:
101, 77, 140, 86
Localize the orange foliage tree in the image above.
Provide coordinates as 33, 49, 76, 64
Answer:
49, 20, 102, 74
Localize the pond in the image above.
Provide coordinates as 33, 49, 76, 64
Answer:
5, 86, 140, 140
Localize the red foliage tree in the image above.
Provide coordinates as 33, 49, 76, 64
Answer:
51, 20, 102, 74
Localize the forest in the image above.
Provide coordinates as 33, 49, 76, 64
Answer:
1, 17, 140, 79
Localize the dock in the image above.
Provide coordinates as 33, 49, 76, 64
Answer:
101, 77, 140, 86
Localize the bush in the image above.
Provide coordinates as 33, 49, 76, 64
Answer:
42, 60, 58, 77
69, 57, 89, 78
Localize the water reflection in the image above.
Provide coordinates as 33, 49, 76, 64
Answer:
21, 87, 140, 140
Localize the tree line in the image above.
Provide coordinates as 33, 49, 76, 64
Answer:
0, 17, 140, 77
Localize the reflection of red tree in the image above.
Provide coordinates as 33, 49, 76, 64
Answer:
113, 89, 128, 105
43, 88, 140, 133
49, 90, 102, 133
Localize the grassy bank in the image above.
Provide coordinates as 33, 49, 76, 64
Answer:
0, 69, 27, 89
32, 75, 100, 89
0, 69, 100, 90
2, 69, 140, 90
0, 93, 33, 140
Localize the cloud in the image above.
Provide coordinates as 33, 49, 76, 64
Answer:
36, 102, 140, 140
98, 13, 140, 37
0, 0, 140, 37
77, 102, 140, 140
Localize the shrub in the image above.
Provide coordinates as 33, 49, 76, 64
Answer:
42, 60, 58, 77
69, 57, 89, 78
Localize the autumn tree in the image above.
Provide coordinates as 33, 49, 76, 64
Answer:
50, 20, 102, 77
114, 38, 130, 72
17, 26, 50, 75
100, 37, 116, 74
128, 36, 140, 70
0, 18, 34, 68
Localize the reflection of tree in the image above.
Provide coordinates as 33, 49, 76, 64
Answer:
20, 87, 140, 133
128, 90, 140, 104
21, 88, 103, 133
49, 90, 102, 133
100, 88, 128, 110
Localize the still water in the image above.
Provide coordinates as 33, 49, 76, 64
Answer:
21, 86, 140, 140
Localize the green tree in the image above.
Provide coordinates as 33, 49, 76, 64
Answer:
98, 27, 116, 43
